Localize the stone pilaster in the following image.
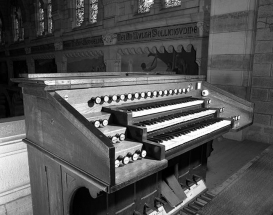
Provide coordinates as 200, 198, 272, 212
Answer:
208, 0, 259, 141
150, 0, 162, 14
55, 53, 67, 73
27, 58, 35, 74
102, 0, 118, 28
103, 46, 121, 72
83, 0, 89, 25
7, 60, 14, 86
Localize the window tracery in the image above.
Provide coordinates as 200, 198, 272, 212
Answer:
76, 0, 84, 26
138, 0, 154, 13
38, 1, 45, 35
89, 0, 98, 24
47, 0, 52, 33
164, 0, 181, 8
13, 7, 24, 41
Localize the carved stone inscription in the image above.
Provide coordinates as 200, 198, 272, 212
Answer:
117, 23, 199, 44
31, 43, 55, 53
10, 48, 25, 56
211, 11, 249, 33
63, 36, 104, 50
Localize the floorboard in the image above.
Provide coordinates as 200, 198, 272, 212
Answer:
199, 144, 273, 215
206, 137, 270, 190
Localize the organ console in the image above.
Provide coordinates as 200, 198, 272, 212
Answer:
13, 73, 254, 215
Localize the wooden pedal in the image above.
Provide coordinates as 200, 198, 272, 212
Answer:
165, 174, 187, 202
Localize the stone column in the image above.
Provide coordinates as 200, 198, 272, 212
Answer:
7, 60, 14, 86
102, 0, 118, 28
55, 53, 67, 73
83, 0, 89, 25
97, 0, 104, 22
44, 1, 49, 34
208, 0, 258, 141
150, 0, 162, 14
27, 58, 35, 74
102, 33, 120, 72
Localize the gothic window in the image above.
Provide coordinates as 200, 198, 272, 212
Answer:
138, 0, 154, 13
76, 0, 84, 26
38, 1, 45, 35
13, 7, 24, 41
37, 0, 53, 36
164, 0, 181, 8
89, 0, 98, 24
47, 0, 52, 33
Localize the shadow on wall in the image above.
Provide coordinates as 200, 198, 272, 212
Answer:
13, 60, 28, 77
121, 46, 199, 74
35, 59, 57, 73
67, 56, 106, 72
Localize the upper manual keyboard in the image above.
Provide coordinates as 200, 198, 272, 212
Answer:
123, 97, 204, 118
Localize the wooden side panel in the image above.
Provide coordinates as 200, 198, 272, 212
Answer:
189, 144, 207, 181
27, 145, 50, 215
108, 184, 135, 215
44, 155, 64, 215
202, 81, 254, 131
178, 151, 191, 183
28, 145, 64, 215
24, 95, 44, 147
23, 93, 113, 185
62, 166, 108, 215
136, 173, 159, 212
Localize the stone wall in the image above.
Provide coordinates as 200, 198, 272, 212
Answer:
0, 117, 32, 215
248, 0, 273, 143
208, 0, 258, 140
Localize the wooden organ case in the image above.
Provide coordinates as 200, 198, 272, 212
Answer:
14, 73, 254, 215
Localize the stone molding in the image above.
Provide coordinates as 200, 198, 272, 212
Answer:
64, 49, 104, 58
32, 53, 55, 59
117, 43, 197, 55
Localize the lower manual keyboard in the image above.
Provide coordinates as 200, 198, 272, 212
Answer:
148, 118, 231, 151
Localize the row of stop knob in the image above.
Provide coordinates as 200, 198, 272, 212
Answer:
109, 133, 126, 143
91, 119, 108, 128
115, 150, 147, 168
91, 88, 192, 104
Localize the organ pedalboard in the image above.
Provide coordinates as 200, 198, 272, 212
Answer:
13, 73, 254, 215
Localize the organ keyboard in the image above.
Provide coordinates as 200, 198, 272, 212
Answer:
13, 73, 254, 215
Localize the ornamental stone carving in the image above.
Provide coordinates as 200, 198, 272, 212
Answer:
25, 47, 31, 54
102, 33, 117, 45
197, 22, 209, 37
55, 42, 63, 51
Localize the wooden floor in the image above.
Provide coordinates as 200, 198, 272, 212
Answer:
206, 137, 270, 192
